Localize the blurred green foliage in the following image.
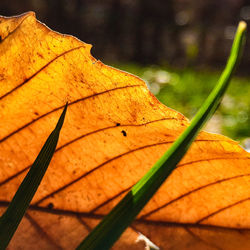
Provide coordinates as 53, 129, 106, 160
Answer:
113, 64, 250, 145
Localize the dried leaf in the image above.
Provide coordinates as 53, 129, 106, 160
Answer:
0, 12, 249, 249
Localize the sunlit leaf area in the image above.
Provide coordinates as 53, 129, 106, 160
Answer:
1, 1, 250, 249
114, 64, 250, 150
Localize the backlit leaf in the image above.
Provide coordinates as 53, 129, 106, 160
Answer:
0, 12, 249, 249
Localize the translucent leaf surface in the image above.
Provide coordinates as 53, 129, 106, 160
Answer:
0, 12, 249, 249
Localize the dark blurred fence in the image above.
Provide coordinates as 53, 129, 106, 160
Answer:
1, 0, 250, 70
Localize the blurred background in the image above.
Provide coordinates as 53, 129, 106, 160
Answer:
1, 0, 249, 148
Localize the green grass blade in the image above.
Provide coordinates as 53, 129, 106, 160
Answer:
0, 104, 68, 249
77, 21, 246, 250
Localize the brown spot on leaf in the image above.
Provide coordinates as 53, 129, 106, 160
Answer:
47, 203, 54, 209
121, 130, 127, 136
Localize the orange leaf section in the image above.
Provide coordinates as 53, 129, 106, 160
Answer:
0, 12, 249, 249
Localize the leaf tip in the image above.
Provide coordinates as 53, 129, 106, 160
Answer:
239, 21, 247, 32
55, 103, 68, 131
